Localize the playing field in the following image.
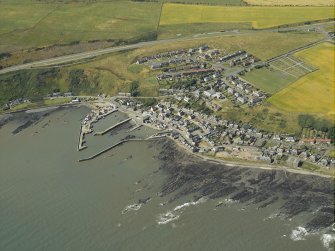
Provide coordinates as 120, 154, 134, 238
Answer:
244, 0, 334, 6
269, 42, 335, 117
243, 67, 296, 94
160, 4, 335, 28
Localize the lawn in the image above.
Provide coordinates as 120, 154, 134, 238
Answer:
160, 4, 335, 28
0, 1, 161, 53
244, 0, 334, 6
269, 42, 335, 118
243, 67, 296, 94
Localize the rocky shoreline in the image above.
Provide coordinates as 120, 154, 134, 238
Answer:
155, 138, 334, 234
0, 106, 78, 134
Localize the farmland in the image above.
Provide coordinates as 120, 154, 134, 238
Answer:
165, 0, 245, 4
0, 1, 161, 53
160, 4, 335, 28
269, 42, 335, 117
244, 0, 334, 6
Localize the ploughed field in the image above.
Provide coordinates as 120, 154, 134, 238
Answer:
269, 42, 335, 117
160, 4, 335, 28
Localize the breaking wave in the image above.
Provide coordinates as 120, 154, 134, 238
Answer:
173, 197, 207, 211
321, 234, 335, 250
157, 211, 180, 225
122, 203, 142, 214
157, 197, 207, 225
290, 226, 309, 241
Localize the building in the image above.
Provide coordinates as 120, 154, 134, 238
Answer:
203, 90, 215, 97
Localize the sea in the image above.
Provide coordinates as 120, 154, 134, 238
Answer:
0, 106, 333, 251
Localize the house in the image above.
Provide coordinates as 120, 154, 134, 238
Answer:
315, 138, 331, 144
142, 115, 151, 123
136, 58, 148, 64
320, 159, 329, 166
71, 97, 81, 103
249, 97, 261, 105
150, 62, 169, 70
237, 97, 245, 104
287, 157, 302, 168
52, 92, 61, 97
204, 76, 212, 82
212, 92, 223, 99
273, 135, 281, 141
64, 92, 73, 97
212, 146, 224, 153
203, 90, 215, 97
151, 63, 161, 69
227, 88, 234, 94
285, 136, 295, 142
199, 45, 209, 53
118, 92, 131, 97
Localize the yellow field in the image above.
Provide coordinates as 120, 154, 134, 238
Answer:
245, 0, 334, 6
269, 42, 335, 118
160, 4, 334, 28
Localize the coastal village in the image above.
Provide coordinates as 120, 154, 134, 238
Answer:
72, 45, 334, 171
3, 45, 334, 171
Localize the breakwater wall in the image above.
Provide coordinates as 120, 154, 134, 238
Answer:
78, 136, 166, 162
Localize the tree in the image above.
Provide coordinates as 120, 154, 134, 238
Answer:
130, 81, 140, 97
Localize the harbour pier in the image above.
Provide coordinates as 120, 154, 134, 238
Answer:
94, 118, 132, 136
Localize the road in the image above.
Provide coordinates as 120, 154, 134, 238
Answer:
0, 21, 333, 75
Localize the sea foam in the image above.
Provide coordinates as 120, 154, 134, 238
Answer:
157, 197, 207, 225
290, 226, 309, 241
122, 203, 142, 214
157, 211, 180, 225
321, 234, 335, 250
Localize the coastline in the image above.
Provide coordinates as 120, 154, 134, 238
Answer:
166, 135, 334, 179
156, 138, 334, 237
2, 102, 333, 178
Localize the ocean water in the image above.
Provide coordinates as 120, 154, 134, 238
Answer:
0, 106, 333, 251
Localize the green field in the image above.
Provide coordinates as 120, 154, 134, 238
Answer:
269, 42, 335, 118
243, 67, 296, 94
160, 4, 335, 28
0, 1, 161, 53
157, 22, 252, 39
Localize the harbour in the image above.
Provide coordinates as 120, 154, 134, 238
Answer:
0, 106, 333, 251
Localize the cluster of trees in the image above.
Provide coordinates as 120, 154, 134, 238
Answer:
0, 52, 11, 60
68, 69, 98, 95
184, 99, 213, 115
298, 114, 334, 140
0, 69, 62, 105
